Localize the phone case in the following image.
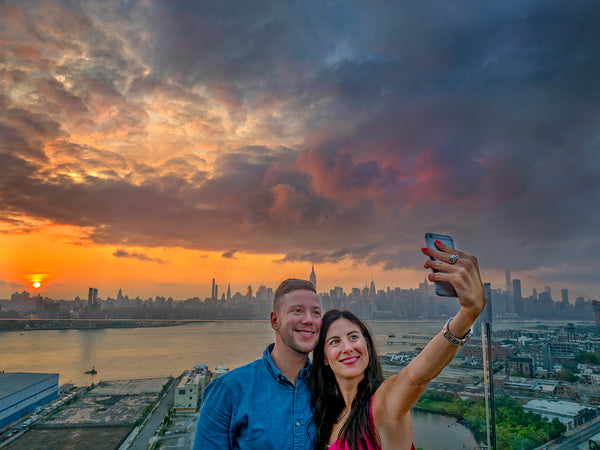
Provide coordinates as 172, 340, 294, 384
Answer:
425, 233, 458, 297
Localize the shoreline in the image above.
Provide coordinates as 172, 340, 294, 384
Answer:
0, 319, 198, 332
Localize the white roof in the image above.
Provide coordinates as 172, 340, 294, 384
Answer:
523, 399, 587, 418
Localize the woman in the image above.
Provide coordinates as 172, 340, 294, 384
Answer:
311, 240, 486, 449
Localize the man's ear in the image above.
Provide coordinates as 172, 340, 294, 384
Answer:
270, 310, 279, 331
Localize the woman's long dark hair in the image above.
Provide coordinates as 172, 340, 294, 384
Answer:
311, 310, 384, 450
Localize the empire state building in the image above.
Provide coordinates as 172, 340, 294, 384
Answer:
310, 265, 317, 291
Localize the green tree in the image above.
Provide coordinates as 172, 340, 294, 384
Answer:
415, 392, 566, 450
556, 368, 579, 382
575, 351, 600, 365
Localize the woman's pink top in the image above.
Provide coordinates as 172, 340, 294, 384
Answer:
327, 398, 415, 450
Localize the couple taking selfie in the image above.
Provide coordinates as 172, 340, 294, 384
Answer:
193, 236, 486, 449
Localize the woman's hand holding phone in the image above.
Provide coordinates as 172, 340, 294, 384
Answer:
422, 233, 486, 318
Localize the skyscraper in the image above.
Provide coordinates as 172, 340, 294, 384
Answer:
211, 278, 215, 300
369, 279, 376, 297
561, 289, 569, 305
310, 265, 317, 291
505, 269, 512, 293
513, 279, 522, 315
88, 287, 98, 310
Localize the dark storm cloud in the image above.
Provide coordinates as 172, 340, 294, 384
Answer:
276, 243, 382, 265
1, 0, 599, 294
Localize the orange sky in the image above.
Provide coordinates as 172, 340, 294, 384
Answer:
0, 223, 434, 299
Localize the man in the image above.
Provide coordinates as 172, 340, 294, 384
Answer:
193, 278, 322, 449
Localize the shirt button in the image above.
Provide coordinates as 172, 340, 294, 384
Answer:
296, 421, 300, 427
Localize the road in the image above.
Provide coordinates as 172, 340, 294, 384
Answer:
548, 417, 600, 450
129, 378, 177, 450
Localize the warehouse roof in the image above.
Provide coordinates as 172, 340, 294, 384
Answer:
0, 372, 59, 400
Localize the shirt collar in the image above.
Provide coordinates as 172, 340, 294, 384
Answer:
263, 343, 311, 383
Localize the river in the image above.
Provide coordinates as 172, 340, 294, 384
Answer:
0, 319, 578, 449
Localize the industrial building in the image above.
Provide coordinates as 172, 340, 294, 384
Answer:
523, 399, 597, 430
174, 365, 210, 413
0, 372, 59, 427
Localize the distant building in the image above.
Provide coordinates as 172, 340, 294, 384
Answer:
460, 340, 514, 362
87, 287, 98, 310
0, 372, 59, 427
502, 377, 558, 396
593, 300, 600, 324
507, 355, 534, 377
310, 265, 317, 291
523, 399, 597, 430
513, 279, 522, 315
174, 366, 210, 413
212, 366, 230, 379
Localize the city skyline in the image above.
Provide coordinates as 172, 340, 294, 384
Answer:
4, 267, 595, 306
1, 1, 599, 301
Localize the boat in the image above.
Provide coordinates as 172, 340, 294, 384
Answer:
85, 366, 97, 375
388, 333, 396, 338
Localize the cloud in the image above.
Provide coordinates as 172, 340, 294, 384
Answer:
113, 249, 168, 264
0, 0, 599, 295
275, 242, 411, 268
221, 250, 239, 259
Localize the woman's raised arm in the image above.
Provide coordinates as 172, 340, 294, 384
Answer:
372, 240, 486, 436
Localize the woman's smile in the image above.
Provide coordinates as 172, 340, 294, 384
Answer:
325, 318, 369, 377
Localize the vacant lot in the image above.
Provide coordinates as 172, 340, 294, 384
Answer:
3, 426, 131, 450
43, 393, 154, 427
1, 378, 170, 449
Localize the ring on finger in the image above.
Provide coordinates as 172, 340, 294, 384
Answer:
448, 254, 459, 264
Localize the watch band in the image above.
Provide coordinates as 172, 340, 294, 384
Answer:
442, 316, 472, 347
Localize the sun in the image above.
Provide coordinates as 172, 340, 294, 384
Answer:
33, 281, 41, 288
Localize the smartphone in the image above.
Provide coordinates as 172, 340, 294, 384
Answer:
424, 233, 458, 297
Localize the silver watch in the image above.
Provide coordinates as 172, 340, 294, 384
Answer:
442, 317, 472, 347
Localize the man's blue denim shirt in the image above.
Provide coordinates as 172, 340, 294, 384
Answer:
193, 344, 315, 449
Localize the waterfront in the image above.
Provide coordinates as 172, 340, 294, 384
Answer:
1, 319, 574, 386
0, 319, 583, 449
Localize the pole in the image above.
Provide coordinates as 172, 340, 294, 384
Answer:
482, 323, 491, 449
483, 282, 497, 450
486, 321, 497, 450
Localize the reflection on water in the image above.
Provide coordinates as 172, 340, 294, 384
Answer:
1, 319, 575, 448
412, 409, 478, 450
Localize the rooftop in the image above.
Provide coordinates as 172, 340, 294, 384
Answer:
0, 372, 59, 400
